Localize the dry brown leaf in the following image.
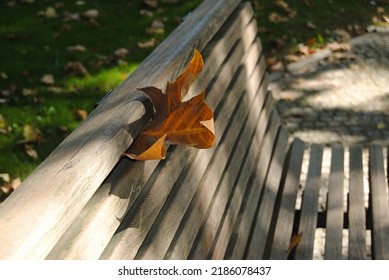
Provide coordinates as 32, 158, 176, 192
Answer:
0, 173, 10, 184
287, 232, 303, 254
66, 44, 86, 52
306, 21, 316, 29
63, 12, 80, 21
143, 0, 159, 9
125, 49, 215, 161
82, 9, 99, 19
41, 74, 55, 85
22, 124, 39, 141
23, 124, 43, 144
269, 12, 289, 23
114, 48, 129, 59
25, 144, 39, 159
39, 7, 57, 18
65, 61, 89, 77
137, 37, 158, 48
74, 109, 88, 120
146, 19, 165, 35
22, 88, 37, 96
140, 9, 154, 16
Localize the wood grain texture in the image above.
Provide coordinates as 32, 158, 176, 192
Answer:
369, 144, 389, 260
245, 126, 290, 259
184, 59, 268, 260
294, 144, 324, 260
348, 146, 367, 260
223, 103, 278, 260
324, 145, 344, 260
269, 139, 305, 260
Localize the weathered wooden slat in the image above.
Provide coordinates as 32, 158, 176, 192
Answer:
100, 37, 258, 260
46, 2, 255, 260
0, 0, 242, 260
348, 146, 367, 260
223, 103, 278, 260
369, 144, 389, 260
294, 144, 324, 260
181, 60, 268, 260
324, 145, 344, 260
245, 126, 290, 259
269, 139, 305, 259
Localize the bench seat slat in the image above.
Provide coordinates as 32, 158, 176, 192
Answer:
245, 126, 290, 259
295, 144, 324, 260
324, 145, 345, 260
269, 139, 305, 260
185, 63, 269, 260
348, 146, 367, 260
369, 145, 389, 260
223, 105, 279, 260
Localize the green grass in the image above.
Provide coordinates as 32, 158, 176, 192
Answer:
252, 0, 389, 59
1, 0, 388, 200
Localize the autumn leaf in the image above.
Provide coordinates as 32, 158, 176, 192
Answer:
125, 49, 215, 161
22, 124, 43, 144
287, 232, 303, 254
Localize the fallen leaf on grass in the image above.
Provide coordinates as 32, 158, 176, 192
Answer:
63, 12, 80, 21
82, 9, 99, 19
22, 124, 43, 144
143, 0, 159, 9
140, 9, 154, 16
65, 61, 89, 76
275, 0, 297, 18
38, 7, 57, 18
41, 74, 55, 85
0, 174, 20, 195
137, 38, 158, 48
114, 48, 129, 59
146, 19, 165, 35
66, 44, 86, 52
287, 232, 303, 254
306, 21, 316, 29
25, 144, 39, 159
125, 49, 215, 161
74, 109, 88, 120
269, 12, 289, 23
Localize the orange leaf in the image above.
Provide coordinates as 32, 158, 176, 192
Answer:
125, 49, 215, 160
287, 232, 303, 254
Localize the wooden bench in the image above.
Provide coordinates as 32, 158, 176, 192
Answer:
1, 0, 389, 260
